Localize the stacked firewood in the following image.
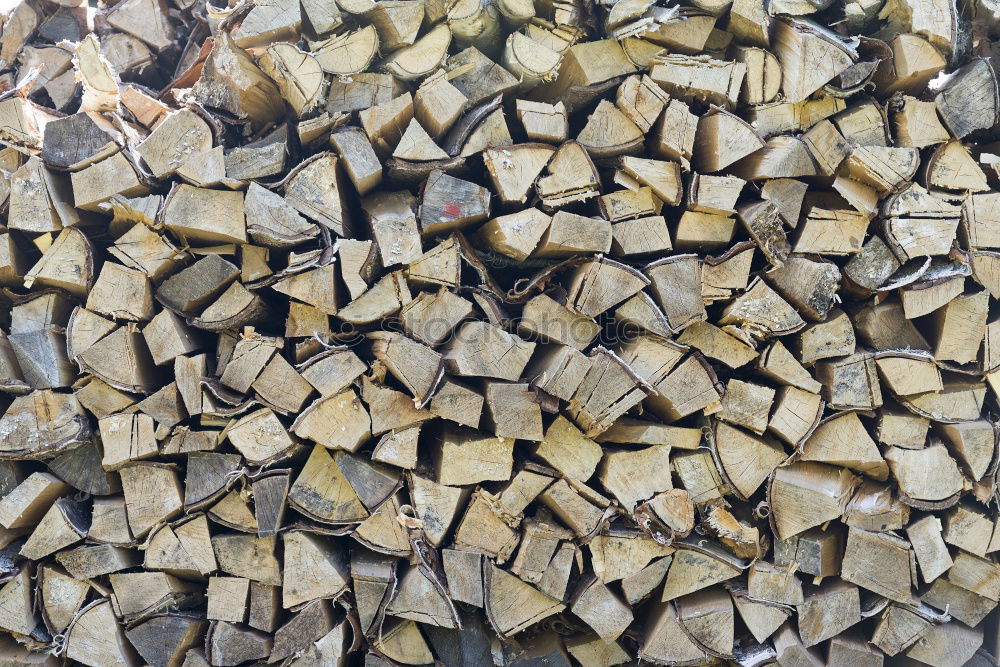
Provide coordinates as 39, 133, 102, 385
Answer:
2, 0, 1000, 663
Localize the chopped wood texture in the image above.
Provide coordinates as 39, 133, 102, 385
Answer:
0, 0, 997, 664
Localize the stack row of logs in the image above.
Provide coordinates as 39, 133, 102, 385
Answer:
1, 0, 1000, 663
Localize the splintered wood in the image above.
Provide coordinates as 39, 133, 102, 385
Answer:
4, 0, 1000, 664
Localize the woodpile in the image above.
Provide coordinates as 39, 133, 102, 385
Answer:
3, 0, 1000, 664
